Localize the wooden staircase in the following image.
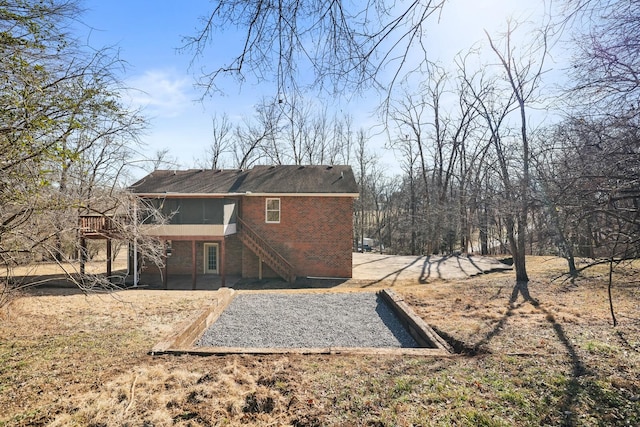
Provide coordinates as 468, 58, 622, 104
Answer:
237, 218, 296, 284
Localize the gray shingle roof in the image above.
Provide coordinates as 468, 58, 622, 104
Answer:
129, 165, 359, 195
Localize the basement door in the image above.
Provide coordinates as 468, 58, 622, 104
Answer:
204, 243, 219, 274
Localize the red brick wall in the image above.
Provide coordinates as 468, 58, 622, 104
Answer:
165, 240, 193, 275
139, 194, 354, 280
156, 237, 243, 276
242, 249, 279, 279
224, 235, 243, 275
241, 196, 354, 278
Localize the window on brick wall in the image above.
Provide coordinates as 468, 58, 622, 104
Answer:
265, 198, 280, 223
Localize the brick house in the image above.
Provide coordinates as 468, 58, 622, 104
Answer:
127, 165, 358, 287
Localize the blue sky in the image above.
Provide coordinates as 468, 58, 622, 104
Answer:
79, 0, 553, 176
80, 1, 245, 169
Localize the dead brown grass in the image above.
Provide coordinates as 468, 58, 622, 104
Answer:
1, 256, 639, 426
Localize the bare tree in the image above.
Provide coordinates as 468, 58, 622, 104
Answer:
232, 102, 278, 169
489, 22, 549, 281
449, 72, 486, 254
544, 1, 640, 307
534, 114, 640, 323
328, 114, 355, 166
0, 0, 155, 304
388, 64, 480, 255
388, 131, 420, 255
150, 149, 180, 171
279, 94, 307, 165
183, 0, 446, 98
562, 0, 640, 118
197, 95, 355, 170
530, 125, 581, 274
389, 88, 430, 201
457, 21, 549, 282
302, 108, 331, 165
204, 113, 233, 169
353, 128, 377, 251
367, 164, 392, 253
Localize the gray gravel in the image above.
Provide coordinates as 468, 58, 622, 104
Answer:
197, 292, 419, 348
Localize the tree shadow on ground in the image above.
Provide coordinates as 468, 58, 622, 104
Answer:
467, 280, 594, 425
362, 256, 423, 287
418, 255, 512, 284
419, 255, 450, 284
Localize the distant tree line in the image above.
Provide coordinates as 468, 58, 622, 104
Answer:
189, 0, 639, 284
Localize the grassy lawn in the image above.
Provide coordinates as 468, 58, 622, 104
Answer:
1, 256, 638, 426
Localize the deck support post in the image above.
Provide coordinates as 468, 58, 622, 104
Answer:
191, 240, 197, 290
106, 239, 112, 282
163, 239, 168, 290
220, 238, 226, 287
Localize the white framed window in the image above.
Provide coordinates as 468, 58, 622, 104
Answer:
265, 198, 280, 223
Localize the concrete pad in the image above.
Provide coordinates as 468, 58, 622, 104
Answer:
134, 254, 511, 289
352, 253, 512, 284
137, 273, 243, 290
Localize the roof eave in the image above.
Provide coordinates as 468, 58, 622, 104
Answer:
241, 192, 359, 197
131, 192, 360, 198
131, 192, 246, 198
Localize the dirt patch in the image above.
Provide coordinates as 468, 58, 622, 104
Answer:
1, 256, 639, 426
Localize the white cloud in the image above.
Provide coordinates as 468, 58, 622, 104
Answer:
126, 69, 193, 118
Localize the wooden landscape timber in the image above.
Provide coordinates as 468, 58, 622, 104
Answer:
151, 288, 454, 356
149, 287, 236, 354
379, 288, 454, 353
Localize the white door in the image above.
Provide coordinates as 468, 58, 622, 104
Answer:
204, 243, 219, 274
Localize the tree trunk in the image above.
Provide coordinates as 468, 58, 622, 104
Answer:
506, 214, 529, 282
479, 203, 489, 255
515, 217, 529, 282
608, 258, 617, 327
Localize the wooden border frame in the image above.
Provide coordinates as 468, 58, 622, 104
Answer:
150, 288, 454, 357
